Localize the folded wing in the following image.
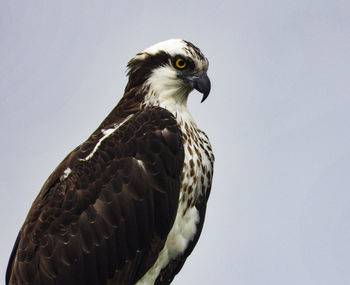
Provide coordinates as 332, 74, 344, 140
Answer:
6, 107, 184, 285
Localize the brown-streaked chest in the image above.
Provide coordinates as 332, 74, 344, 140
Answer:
179, 119, 214, 211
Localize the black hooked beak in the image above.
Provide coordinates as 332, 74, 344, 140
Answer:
182, 71, 211, 103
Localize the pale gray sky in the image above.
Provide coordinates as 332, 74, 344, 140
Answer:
1, 1, 350, 284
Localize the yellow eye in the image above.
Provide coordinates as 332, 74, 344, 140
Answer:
175, 58, 187, 69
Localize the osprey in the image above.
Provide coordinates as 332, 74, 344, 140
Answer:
6, 39, 214, 285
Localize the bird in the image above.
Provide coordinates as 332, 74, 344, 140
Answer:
6, 39, 214, 285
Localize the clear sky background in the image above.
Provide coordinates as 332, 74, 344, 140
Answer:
1, 1, 349, 284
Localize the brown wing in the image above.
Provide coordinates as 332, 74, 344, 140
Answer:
6, 106, 184, 285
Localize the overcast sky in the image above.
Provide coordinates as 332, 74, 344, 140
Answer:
1, 1, 350, 284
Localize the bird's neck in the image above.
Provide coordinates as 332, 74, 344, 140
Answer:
98, 83, 195, 133
142, 84, 194, 122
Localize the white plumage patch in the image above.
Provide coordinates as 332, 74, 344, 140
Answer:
60, 167, 72, 181
136, 206, 199, 285
144, 66, 191, 110
136, 39, 188, 59
80, 114, 134, 161
135, 158, 146, 171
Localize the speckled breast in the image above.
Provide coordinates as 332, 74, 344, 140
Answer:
179, 120, 214, 209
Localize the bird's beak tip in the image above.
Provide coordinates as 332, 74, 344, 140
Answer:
185, 71, 211, 103
200, 91, 210, 103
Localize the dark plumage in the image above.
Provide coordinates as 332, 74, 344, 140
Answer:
7, 39, 214, 285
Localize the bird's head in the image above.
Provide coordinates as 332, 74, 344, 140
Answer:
125, 39, 210, 109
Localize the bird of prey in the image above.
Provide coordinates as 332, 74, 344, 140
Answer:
6, 39, 214, 285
